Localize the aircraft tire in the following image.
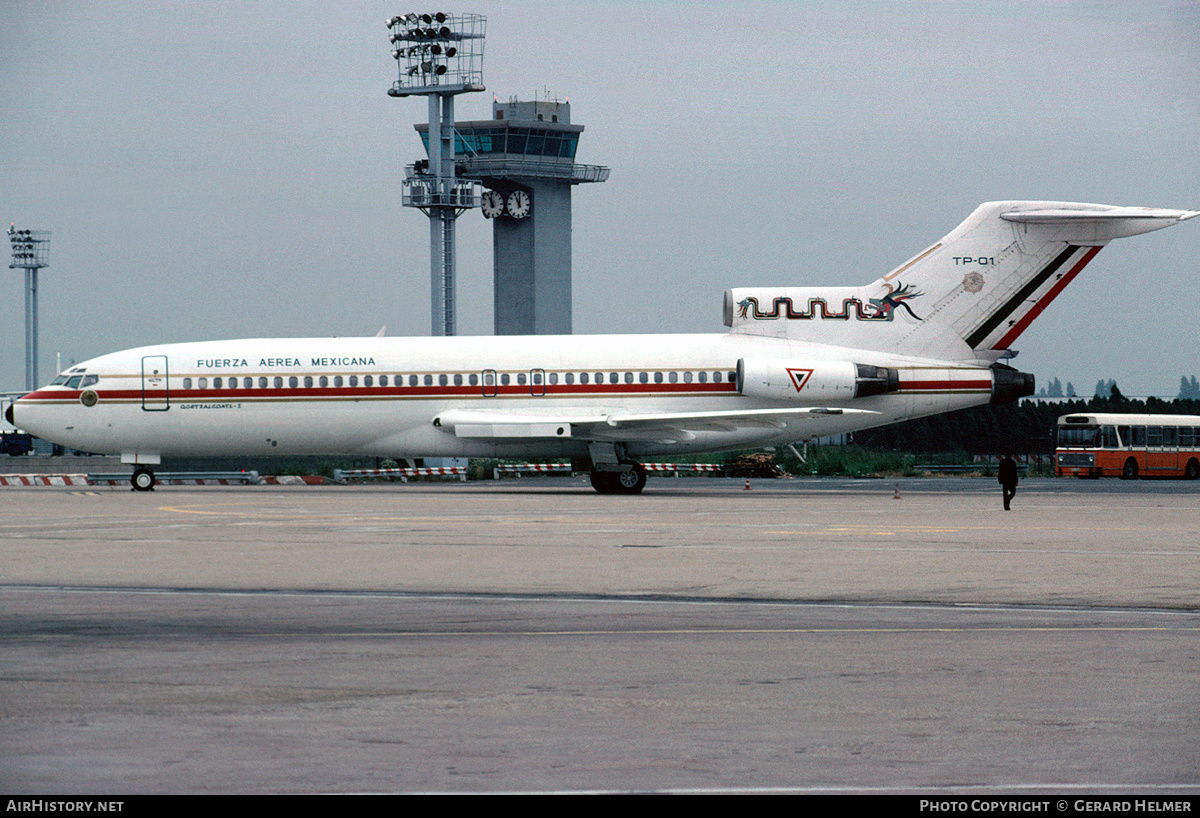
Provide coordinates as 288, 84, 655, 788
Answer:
589, 469, 618, 494
1120, 458, 1139, 480
131, 468, 156, 492
614, 463, 647, 495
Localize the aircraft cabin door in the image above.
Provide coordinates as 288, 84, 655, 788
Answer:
141, 355, 170, 411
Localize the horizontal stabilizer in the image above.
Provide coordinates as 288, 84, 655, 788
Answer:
1000, 206, 1199, 243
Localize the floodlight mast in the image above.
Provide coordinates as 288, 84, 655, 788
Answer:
8, 225, 50, 391
387, 12, 486, 337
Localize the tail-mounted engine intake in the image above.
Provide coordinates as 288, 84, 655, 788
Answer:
737, 358, 900, 401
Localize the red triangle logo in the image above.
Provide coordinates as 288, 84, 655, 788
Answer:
786, 368, 813, 392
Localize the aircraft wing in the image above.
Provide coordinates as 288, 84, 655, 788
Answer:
433, 407, 878, 444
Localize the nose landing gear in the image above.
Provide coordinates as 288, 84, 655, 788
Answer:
131, 468, 156, 492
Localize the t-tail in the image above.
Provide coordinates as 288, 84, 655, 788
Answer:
726, 201, 1199, 361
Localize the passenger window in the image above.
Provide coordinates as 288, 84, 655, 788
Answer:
214, 377, 223, 389
469, 374, 478, 386
304, 376, 313, 388
564, 372, 574, 384
517, 373, 527, 385
654, 372, 663, 384
227, 378, 237, 390
580, 373, 589, 385
548, 373, 558, 385
364, 375, 373, 387
319, 376, 328, 387
183, 378, 193, 389
333, 376, 342, 387
424, 375, 433, 386
453, 374, 463, 386
669, 372, 678, 383
287, 376, 297, 388
698, 371, 708, 383
348, 376, 358, 387
500, 374, 510, 386
272, 376, 282, 388
624, 372, 634, 384
379, 375, 387, 387
639, 372, 648, 384
258, 377, 268, 389
198, 378, 208, 389
409, 375, 418, 387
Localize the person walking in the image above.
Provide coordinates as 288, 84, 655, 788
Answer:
998, 453, 1019, 510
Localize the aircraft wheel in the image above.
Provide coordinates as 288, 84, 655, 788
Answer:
614, 463, 647, 495
1185, 459, 1200, 481
1120, 458, 1138, 480
589, 469, 618, 494
131, 468, 156, 492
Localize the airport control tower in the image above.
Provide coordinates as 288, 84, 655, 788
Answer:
415, 97, 609, 335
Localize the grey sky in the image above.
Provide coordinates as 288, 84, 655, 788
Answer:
2, 0, 1197, 396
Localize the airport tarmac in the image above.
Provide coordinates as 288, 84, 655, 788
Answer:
1, 477, 1198, 793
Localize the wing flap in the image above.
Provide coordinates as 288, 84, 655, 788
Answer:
434, 407, 878, 441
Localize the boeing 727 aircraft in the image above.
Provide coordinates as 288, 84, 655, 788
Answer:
8, 201, 1197, 492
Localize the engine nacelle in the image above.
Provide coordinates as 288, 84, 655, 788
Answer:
736, 358, 899, 401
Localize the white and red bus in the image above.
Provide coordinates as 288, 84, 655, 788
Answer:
1056, 413, 1200, 479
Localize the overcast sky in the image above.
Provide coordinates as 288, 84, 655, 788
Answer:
2, 0, 1197, 397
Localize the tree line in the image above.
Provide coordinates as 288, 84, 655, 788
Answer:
853, 384, 1200, 456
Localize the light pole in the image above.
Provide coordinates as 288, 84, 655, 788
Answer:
8, 225, 50, 391
387, 12, 486, 337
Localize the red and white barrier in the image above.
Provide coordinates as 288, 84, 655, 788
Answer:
641, 463, 723, 472
334, 466, 468, 482
0, 474, 90, 486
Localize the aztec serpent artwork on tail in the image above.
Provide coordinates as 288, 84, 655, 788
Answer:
736, 281, 925, 322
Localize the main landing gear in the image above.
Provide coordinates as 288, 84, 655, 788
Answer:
589, 463, 647, 495
131, 467, 156, 492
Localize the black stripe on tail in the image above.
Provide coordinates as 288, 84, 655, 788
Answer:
964, 245, 1079, 349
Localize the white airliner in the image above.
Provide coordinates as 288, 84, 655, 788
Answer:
8, 201, 1197, 493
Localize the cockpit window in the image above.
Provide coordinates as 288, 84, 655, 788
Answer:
80, 375, 99, 388
51, 374, 69, 385
65, 376, 83, 389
